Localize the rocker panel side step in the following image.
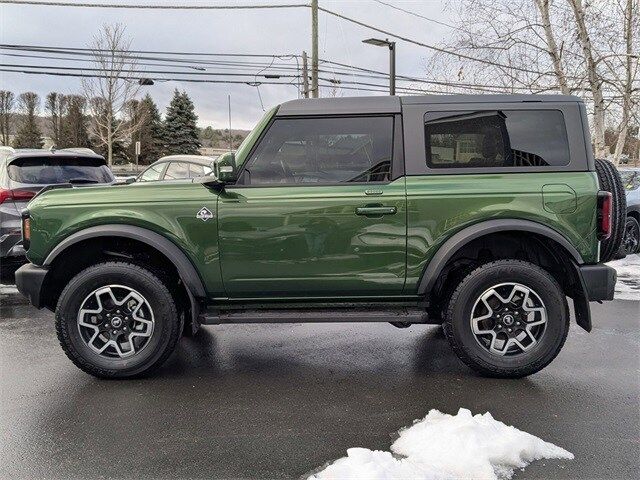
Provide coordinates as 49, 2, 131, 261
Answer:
199, 308, 429, 325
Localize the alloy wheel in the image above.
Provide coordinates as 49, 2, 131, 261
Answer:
623, 218, 640, 255
77, 285, 155, 358
470, 282, 547, 356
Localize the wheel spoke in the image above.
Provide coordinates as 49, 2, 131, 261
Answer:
470, 282, 547, 357
77, 284, 155, 360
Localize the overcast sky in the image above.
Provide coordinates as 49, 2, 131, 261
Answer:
0, 1, 453, 129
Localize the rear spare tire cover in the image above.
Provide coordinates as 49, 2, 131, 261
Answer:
595, 158, 626, 262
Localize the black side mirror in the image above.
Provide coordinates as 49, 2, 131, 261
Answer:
214, 152, 238, 183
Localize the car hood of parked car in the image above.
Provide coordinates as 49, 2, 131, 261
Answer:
27, 178, 215, 209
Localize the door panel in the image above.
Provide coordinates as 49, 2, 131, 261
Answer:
218, 179, 407, 297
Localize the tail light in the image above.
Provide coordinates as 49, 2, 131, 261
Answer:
0, 188, 35, 204
597, 191, 612, 240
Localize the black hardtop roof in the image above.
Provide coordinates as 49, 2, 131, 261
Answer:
277, 94, 583, 116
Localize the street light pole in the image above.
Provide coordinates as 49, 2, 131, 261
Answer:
362, 37, 396, 96
389, 41, 396, 96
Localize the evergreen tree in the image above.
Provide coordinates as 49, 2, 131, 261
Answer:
13, 92, 44, 149
60, 95, 92, 149
164, 89, 201, 155
128, 94, 165, 164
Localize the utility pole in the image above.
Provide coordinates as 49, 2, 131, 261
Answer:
302, 51, 310, 98
311, 0, 319, 98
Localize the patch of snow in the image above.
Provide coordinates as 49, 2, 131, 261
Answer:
309, 408, 573, 480
607, 255, 640, 301
0, 284, 18, 296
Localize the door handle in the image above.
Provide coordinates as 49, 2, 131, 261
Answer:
355, 205, 397, 216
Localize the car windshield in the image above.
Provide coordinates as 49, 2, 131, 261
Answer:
7, 156, 114, 185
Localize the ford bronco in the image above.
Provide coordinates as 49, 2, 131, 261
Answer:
14, 95, 624, 379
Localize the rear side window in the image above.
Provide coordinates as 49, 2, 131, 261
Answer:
424, 110, 570, 169
7, 156, 113, 184
242, 116, 394, 185
164, 162, 190, 180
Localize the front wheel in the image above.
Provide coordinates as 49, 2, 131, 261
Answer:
55, 261, 182, 378
621, 216, 640, 256
443, 260, 569, 378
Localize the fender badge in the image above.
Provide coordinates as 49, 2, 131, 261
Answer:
196, 207, 214, 222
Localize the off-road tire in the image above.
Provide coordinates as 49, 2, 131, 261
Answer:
443, 260, 569, 378
595, 158, 626, 262
55, 261, 182, 379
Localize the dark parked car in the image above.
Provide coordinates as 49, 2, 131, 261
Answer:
137, 155, 216, 182
619, 167, 640, 256
0, 147, 113, 266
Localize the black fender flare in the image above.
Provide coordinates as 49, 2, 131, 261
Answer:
417, 219, 584, 296
44, 224, 207, 298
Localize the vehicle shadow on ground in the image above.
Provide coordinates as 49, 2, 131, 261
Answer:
26, 325, 551, 479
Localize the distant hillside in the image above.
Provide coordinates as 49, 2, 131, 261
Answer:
199, 127, 250, 149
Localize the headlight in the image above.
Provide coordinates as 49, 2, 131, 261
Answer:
21, 210, 31, 250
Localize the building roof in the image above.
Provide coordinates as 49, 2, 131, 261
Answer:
276, 94, 584, 116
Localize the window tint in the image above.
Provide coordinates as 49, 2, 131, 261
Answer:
424, 110, 570, 169
139, 163, 164, 182
7, 156, 113, 184
164, 162, 190, 180
242, 116, 393, 185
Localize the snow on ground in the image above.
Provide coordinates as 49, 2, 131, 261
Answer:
0, 284, 18, 296
309, 408, 573, 480
607, 255, 640, 301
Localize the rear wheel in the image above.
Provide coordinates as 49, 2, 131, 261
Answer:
55, 261, 182, 378
443, 260, 569, 378
595, 158, 626, 262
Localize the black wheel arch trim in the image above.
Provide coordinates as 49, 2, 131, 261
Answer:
43, 224, 207, 298
417, 218, 584, 296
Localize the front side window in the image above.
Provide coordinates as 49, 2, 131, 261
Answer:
241, 116, 393, 185
139, 163, 164, 182
425, 110, 570, 169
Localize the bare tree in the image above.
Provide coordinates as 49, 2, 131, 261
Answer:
83, 24, 144, 165
425, 0, 639, 162
45, 92, 67, 147
611, 0, 639, 163
0, 90, 15, 146
13, 92, 43, 149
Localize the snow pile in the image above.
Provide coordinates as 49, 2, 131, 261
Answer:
607, 255, 640, 301
309, 408, 573, 480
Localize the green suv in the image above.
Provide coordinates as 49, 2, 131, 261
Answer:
15, 95, 622, 379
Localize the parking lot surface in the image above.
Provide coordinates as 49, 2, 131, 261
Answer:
1, 290, 638, 480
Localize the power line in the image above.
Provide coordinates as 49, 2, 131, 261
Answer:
0, 1, 309, 9
0, 67, 300, 87
371, 0, 460, 31
0, 63, 303, 79
1, 43, 298, 59
317, 6, 559, 78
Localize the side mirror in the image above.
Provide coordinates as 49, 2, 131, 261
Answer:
214, 152, 238, 184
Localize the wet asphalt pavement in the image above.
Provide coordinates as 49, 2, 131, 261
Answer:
0, 290, 638, 480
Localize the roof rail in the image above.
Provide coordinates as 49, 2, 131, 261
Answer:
60, 148, 97, 155
0, 146, 16, 155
